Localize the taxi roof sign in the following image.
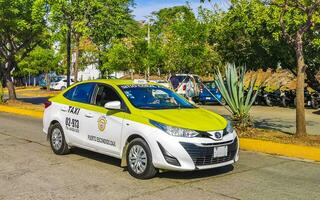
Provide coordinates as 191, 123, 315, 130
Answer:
133, 79, 148, 84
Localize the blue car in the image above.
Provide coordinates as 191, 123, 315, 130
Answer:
199, 81, 223, 104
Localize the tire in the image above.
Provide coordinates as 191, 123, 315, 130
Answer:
61, 86, 66, 90
48, 123, 70, 155
126, 138, 157, 179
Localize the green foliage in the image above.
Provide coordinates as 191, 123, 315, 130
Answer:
18, 46, 61, 75
101, 40, 137, 73
151, 5, 221, 74
0, 0, 47, 64
215, 64, 259, 128
48, 0, 134, 77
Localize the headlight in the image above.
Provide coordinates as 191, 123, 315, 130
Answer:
150, 120, 199, 138
226, 120, 234, 134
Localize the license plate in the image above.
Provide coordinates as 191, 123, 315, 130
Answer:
206, 97, 211, 100
307, 101, 311, 106
214, 146, 228, 158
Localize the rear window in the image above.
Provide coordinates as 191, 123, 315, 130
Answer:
63, 83, 95, 104
170, 76, 189, 89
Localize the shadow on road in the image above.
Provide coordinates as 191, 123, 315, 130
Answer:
313, 110, 320, 115
159, 165, 234, 179
70, 147, 234, 179
254, 118, 294, 134
17, 97, 50, 105
71, 147, 121, 167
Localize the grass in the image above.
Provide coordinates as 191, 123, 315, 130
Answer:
3, 100, 44, 112
4, 87, 60, 97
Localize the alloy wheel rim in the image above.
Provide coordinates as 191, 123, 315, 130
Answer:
52, 128, 63, 150
129, 145, 147, 174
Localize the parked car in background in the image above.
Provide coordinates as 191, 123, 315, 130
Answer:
169, 74, 201, 98
199, 81, 223, 104
149, 80, 171, 88
50, 76, 74, 90
39, 73, 58, 89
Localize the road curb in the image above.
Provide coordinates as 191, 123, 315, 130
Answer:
240, 138, 320, 162
0, 105, 43, 119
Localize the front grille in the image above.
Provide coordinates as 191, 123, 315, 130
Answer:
180, 138, 238, 166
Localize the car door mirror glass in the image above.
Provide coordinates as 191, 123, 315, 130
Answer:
104, 101, 121, 110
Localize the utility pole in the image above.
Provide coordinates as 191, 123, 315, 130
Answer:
147, 21, 150, 80
66, 18, 71, 87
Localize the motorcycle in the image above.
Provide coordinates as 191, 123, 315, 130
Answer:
254, 87, 271, 106
306, 91, 320, 109
281, 90, 296, 107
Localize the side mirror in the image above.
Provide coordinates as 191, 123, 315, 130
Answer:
104, 101, 121, 110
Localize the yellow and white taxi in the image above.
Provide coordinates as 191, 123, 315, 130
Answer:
43, 79, 239, 179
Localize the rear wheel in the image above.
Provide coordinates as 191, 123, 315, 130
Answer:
126, 138, 157, 179
49, 123, 70, 155
61, 86, 66, 90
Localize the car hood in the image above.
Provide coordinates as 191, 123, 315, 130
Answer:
139, 108, 227, 131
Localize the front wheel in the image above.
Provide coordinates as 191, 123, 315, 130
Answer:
49, 123, 70, 155
126, 138, 157, 179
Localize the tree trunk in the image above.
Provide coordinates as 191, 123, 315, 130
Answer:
4, 60, 16, 100
45, 72, 50, 91
130, 69, 134, 80
294, 34, 307, 137
73, 35, 80, 82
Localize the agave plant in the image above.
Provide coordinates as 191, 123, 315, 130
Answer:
214, 64, 259, 128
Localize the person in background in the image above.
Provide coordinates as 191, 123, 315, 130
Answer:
186, 78, 195, 103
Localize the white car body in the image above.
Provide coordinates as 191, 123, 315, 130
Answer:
50, 78, 74, 90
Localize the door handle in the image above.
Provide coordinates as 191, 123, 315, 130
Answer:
60, 108, 67, 112
85, 114, 94, 118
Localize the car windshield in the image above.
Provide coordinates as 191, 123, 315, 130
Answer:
204, 82, 216, 89
120, 85, 195, 109
53, 76, 63, 82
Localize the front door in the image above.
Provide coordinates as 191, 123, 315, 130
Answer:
84, 84, 126, 157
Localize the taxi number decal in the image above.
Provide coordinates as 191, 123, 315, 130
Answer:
65, 117, 79, 133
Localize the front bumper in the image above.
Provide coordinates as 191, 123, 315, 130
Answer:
151, 129, 239, 171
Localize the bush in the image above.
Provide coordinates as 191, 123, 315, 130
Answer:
215, 64, 260, 129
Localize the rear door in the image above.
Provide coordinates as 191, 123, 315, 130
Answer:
62, 83, 96, 146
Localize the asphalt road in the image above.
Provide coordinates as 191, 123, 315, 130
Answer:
0, 112, 320, 200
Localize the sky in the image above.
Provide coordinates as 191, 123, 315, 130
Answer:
132, 0, 230, 20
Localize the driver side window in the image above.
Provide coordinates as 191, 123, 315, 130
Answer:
94, 85, 122, 108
